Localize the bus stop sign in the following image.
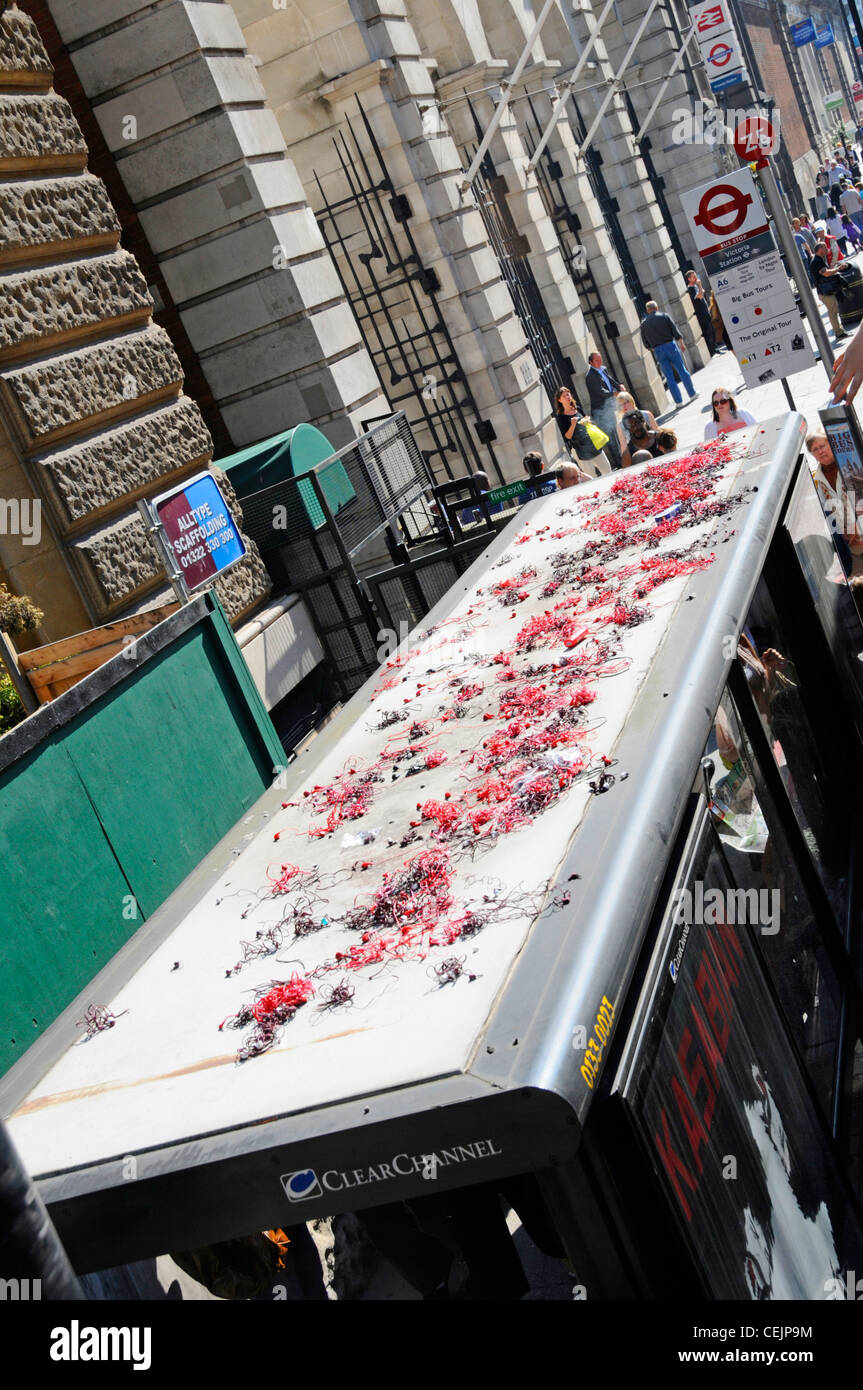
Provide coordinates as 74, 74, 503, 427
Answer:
692, 181, 754, 237
732, 116, 776, 170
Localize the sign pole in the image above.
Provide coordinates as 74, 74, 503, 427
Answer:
755, 158, 835, 374
137, 497, 192, 606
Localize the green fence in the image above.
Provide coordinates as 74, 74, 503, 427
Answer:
0, 593, 283, 1077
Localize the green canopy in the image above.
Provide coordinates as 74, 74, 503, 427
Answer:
216, 422, 354, 530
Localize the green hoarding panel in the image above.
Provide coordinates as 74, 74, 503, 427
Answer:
0, 598, 283, 1077
62, 625, 273, 919
0, 743, 137, 1075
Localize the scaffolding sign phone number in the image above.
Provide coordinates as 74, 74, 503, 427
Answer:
152, 471, 246, 591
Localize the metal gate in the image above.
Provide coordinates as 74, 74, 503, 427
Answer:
236, 413, 504, 697
313, 98, 503, 486
566, 92, 648, 313
523, 97, 629, 387
467, 112, 574, 407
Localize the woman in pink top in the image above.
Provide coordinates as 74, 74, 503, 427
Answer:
703, 388, 756, 440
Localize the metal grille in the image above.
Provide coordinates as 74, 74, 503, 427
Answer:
238, 412, 435, 562
313, 97, 503, 485
567, 93, 648, 311
467, 120, 573, 407
523, 98, 629, 388
363, 535, 492, 638
236, 412, 505, 697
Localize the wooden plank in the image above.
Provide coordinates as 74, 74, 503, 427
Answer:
19, 604, 178, 672
46, 676, 79, 698
25, 639, 130, 689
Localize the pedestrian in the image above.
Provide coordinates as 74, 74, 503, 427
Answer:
708, 291, 727, 353
685, 270, 716, 355
823, 225, 844, 265
842, 213, 862, 253
557, 461, 590, 488
799, 213, 818, 246
810, 234, 848, 339
655, 428, 678, 454
520, 450, 559, 501
584, 352, 624, 468
553, 385, 584, 452
638, 301, 698, 408
791, 217, 813, 262
613, 391, 656, 459
826, 208, 849, 256
703, 388, 756, 440
554, 386, 610, 473
794, 215, 817, 254
621, 409, 663, 466
840, 180, 863, 236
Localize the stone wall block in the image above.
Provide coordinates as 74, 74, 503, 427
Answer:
199, 301, 363, 398
75, 512, 164, 607
1, 325, 183, 449
0, 250, 152, 363
158, 209, 331, 304
209, 466, 272, 620
47, 0, 153, 47
92, 56, 265, 152
0, 8, 54, 86
115, 108, 286, 203
137, 159, 308, 255
0, 173, 120, 267
71, 2, 251, 97
33, 398, 213, 528
0, 92, 87, 172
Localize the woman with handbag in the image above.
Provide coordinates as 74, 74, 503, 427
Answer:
554, 387, 611, 472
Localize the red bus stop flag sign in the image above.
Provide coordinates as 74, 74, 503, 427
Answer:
732, 116, 775, 169
693, 182, 753, 238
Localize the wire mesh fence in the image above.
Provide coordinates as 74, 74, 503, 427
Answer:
236, 412, 509, 696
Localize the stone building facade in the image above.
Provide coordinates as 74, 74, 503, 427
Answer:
236, 0, 711, 468
0, 6, 270, 645
34, 0, 745, 496
1, 0, 846, 655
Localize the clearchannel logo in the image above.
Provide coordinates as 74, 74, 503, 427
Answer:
281, 1139, 503, 1202
282, 1169, 322, 1202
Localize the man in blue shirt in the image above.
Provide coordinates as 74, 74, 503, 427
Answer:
639, 302, 698, 407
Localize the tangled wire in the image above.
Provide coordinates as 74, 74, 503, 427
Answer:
215, 439, 750, 1058
76, 1004, 128, 1037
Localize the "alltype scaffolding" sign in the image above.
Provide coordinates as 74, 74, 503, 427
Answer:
680, 164, 815, 388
